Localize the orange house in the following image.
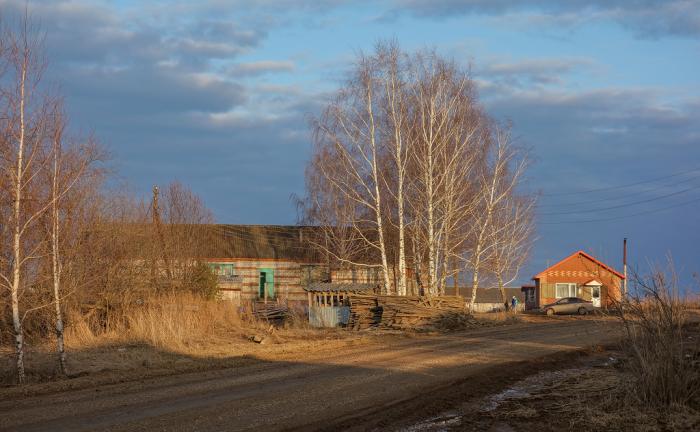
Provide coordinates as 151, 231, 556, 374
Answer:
522, 251, 625, 310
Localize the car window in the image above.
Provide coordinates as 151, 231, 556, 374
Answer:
557, 298, 568, 304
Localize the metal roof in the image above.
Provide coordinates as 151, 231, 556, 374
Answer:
304, 282, 378, 292
451, 287, 525, 303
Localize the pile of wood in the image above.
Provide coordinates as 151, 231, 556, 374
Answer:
347, 294, 469, 330
253, 302, 288, 323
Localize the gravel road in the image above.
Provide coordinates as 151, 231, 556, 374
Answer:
0, 318, 619, 432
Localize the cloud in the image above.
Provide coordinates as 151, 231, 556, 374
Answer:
482, 86, 700, 193
388, 0, 700, 38
228, 60, 296, 77
476, 57, 598, 88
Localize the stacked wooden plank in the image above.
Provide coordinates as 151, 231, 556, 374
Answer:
253, 302, 288, 323
347, 294, 468, 330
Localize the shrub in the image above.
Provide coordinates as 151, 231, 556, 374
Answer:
618, 268, 700, 409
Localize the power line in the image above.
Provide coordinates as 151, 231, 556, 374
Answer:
536, 173, 700, 208
539, 184, 700, 216
540, 196, 700, 224
541, 168, 699, 197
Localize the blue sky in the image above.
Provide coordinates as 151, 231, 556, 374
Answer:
4, 0, 699, 286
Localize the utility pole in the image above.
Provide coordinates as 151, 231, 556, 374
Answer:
623, 238, 628, 297
152, 186, 173, 288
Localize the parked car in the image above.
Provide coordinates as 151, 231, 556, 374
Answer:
541, 297, 596, 316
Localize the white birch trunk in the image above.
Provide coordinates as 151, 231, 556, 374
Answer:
11, 60, 28, 384
397, 181, 407, 295
426, 104, 436, 296
52, 135, 68, 375
367, 85, 392, 294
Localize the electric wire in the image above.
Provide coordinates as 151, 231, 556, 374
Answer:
540, 195, 700, 224
541, 168, 699, 196
536, 173, 700, 208
539, 184, 700, 216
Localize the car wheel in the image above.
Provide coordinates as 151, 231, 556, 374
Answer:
546, 308, 555, 316
578, 307, 587, 316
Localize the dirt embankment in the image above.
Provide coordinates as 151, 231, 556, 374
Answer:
0, 317, 618, 432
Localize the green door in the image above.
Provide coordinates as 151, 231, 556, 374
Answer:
258, 269, 274, 299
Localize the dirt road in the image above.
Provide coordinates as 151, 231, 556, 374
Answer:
0, 318, 619, 432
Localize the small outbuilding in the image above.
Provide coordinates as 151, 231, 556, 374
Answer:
305, 282, 378, 327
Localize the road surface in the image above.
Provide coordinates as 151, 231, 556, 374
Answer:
0, 318, 619, 431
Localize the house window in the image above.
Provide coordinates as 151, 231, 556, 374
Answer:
555, 283, 577, 298
209, 263, 236, 277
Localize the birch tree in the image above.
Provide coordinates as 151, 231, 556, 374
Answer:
0, 17, 54, 383
47, 108, 102, 375
379, 43, 410, 295
489, 193, 536, 304
408, 52, 484, 295
310, 53, 393, 292
465, 128, 527, 312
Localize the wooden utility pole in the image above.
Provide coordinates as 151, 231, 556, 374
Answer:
623, 238, 628, 297
152, 186, 173, 287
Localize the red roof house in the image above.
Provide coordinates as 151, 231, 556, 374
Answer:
522, 251, 625, 310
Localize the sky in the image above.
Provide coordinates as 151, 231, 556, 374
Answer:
2, 0, 699, 287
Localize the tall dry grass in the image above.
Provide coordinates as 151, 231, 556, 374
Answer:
618, 268, 700, 409
65, 294, 247, 353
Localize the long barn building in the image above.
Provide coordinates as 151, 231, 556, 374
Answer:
203, 225, 396, 304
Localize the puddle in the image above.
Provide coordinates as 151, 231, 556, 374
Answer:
401, 411, 462, 432
481, 368, 585, 412
402, 366, 594, 431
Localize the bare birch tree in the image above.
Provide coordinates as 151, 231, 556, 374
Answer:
0, 16, 53, 383
488, 193, 536, 304
310, 52, 393, 292
47, 107, 102, 375
465, 128, 527, 311
379, 42, 410, 295
407, 52, 484, 296
302, 42, 532, 302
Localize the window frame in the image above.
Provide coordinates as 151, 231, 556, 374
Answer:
209, 262, 236, 277
555, 283, 577, 299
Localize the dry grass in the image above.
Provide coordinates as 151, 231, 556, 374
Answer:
618, 270, 700, 409
1, 294, 378, 388
479, 310, 523, 323
66, 294, 248, 354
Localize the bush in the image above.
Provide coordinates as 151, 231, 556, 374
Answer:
618, 268, 700, 409
184, 261, 219, 299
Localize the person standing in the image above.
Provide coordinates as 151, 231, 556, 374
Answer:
511, 295, 519, 313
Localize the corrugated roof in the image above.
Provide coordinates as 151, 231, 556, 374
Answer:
201, 225, 322, 262
305, 282, 378, 292
446, 286, 525, 303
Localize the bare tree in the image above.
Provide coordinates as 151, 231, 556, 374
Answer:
0, 15, 54, 384
302, 42, 531, 302
310, 52, 393, 292
47, 107, 102, 375
464, 128, 527, 311
407, 52, 484, 296
488, 193, 536, 305
379, 42, 410, 295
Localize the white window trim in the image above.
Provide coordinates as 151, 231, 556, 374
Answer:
555, 283, 577, 299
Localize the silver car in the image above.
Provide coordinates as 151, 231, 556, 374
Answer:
541, 297, 596, 316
